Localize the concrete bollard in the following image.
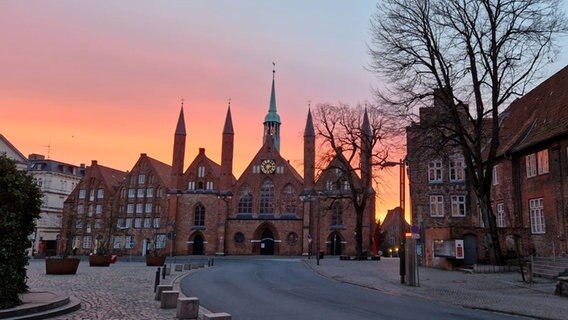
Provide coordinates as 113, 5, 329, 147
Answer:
160, 290, 179, 309
155, 284, 173, 301
176, 297, 200, 319
166, 267, 171, 276
184, 263, 190, 270
175, 264, 183, 272
203, 312, 232, 320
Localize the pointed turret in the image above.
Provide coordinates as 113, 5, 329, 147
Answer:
220, 102, 234, 191
263, 66, 281, 152
361, 108, 372, 191
303, 107, 315, 190
171, 103, 186, 190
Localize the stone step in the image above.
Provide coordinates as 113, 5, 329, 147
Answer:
0, 292, 81, 320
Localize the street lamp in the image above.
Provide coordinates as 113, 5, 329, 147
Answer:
384, 159, 406, 284
300, 192, 321, 266
117, 226, 130, 262
217, 193, 232, 256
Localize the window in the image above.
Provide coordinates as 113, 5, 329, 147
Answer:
77, 205, 84, 215
97, 188, 104, 199
155, 205, 161, 214
451, 195, 466, 217
188, 181, 195, 190
234, 232, 245, 243
146, 188, 153, 198
259, 179, 275, 214
537, 150, 549, 175
428, 160, 443, 183
95, 204, 102, 215
89, 190, 95, 201
237, 185, 253, 214
125, 235, 135, 249
497, 203, 506, 228
113, 236, 122, 249
331, 202, 343, 225
198, 166, 205, 178
343, 180, 350, 191
82, 235, 92, 249
128, 188, 136, 198
134, 218, 142, 229
529, 198, 545, 234
281, 184, 297, 214
138, 174, 145, 185
136, 203, 143, 215
127, 204, 134, 215
88, 205, 93, 217
526, 153, 537, 178
155, 234, 166, 249
206, 181, 213, 190
145, 203, 152, 213
144, 218, 152, 228
116, 218, 124, 228
79, 189, 86, 199
125, 218, 133, 229
492, 165, 499, 186
75, 220, 83, 230
449, 155, 465, 182
86, 223, 92, 233
137, 189, 144, 198
153, 218, 161, 228
429, 195, 444, 217
95, 219, 102, 230
194, 204, 205, 226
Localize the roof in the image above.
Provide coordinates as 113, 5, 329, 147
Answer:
0, 134, 27, 165
304, 108, 315, 137
94, 162, 127, 191
146, 156, 173, 188
223, 105, 234, 135
498, 65, 568, 154
264, 71, 281, 124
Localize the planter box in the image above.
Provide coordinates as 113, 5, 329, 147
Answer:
45, 258, 81, 274
146, 255, 166, 266
89, 254, 112, 267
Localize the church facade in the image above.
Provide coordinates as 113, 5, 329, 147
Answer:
61, 72, 375, 257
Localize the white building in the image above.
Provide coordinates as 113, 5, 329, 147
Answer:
0, 134, 27, 170
28, 154, 85, 256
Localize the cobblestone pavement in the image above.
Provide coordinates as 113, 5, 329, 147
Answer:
26, 258, 194, 320
306, 257, 568, 320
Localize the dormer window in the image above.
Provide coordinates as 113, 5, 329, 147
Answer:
198, 166, 205, 178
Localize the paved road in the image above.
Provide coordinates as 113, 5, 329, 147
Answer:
180, 258, 524, 320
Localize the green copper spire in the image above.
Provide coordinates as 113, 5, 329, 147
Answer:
263, 63, 281, 152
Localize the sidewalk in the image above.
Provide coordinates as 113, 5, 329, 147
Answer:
306, 257, 567, 320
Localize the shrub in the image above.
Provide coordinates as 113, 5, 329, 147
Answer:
0, 155, 42, 309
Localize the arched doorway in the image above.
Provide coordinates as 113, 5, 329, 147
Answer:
191, 234, 204, 255
463, 234, 477, 265
328, 232, 342, 256
260, 229, 275, 255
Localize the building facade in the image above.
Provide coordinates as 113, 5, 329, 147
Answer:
62, 71, 376, 257
407, 66, 568, 269
27, 154, 85, 256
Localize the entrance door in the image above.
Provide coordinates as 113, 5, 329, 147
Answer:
260, 229, 275, 255
463, 234, 478, 265
329, 233, 342, 256
193, 235, 204, 255
142, 239, 149, 256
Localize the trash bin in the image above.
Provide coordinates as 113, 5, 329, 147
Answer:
319, 251, 324, 259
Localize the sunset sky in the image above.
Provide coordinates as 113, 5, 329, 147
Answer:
2, 1, 567, 221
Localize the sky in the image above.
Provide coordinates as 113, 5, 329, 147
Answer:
1, 1, 568, 221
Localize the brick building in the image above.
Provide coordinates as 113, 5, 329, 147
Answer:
62, 71, 376, 257
407, 66, 568, 269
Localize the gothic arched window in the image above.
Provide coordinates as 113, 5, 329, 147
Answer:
194, 203, 205, 226
281, 184, 296, 214
259, 179, 275, 214
331, 201, 343, 226
237, 185, 253, 214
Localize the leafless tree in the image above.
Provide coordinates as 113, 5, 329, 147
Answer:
313, 103, 398, 257
369, 0, 566, 264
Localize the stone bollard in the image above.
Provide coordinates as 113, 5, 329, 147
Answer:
175, 264, 183, 272
184, 263, 190, 270
160, 290, 179, 309
203, 312, 232, 320
176, 297, 200, 319
155, 284, 174, 301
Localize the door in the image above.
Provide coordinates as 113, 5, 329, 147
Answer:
463, 234, 477, 265
193, 234, 204, 255
142, 239, 149, 256
329, 233, 342, 256
260, 229, 275, 255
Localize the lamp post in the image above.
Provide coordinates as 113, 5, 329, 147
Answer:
218, 193, 232, 256
384, 159, 406, 284
117, 226, 130, 262
300, 192, 320, 266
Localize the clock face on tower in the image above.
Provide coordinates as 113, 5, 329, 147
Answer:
260, 159, 276, 174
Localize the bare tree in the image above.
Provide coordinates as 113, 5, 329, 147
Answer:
313, 103, 397, 257
369, 0, 566, 264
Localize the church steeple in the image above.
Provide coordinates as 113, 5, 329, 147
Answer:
220, 101, 234, 192
361, 107, 372, 190
171, 101, 186, 190
303, 106, 315, 190
263, 64, 281, 152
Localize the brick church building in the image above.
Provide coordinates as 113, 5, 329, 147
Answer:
61, 71, 375, 257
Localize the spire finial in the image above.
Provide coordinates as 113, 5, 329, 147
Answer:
308, 99, 311, 110
228, 97, 231, 108
181, 98, 184, 109
272, 61, 276, 79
